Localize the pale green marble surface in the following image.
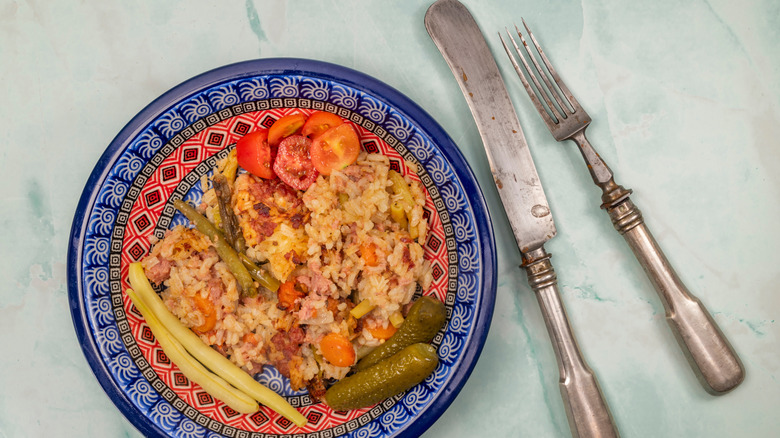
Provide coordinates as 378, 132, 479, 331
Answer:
2, 0, 778, 436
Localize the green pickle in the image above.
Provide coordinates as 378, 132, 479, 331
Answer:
325, 343, 439, 411
354, 295, 446, 372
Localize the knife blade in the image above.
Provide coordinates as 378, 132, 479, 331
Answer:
423, 4, 554, 255
425, 1, 619, 437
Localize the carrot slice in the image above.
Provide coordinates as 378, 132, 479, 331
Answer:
192, 294, 217, 333
320, 333, 356, 367
367, 323, 397, 340
277, 280, 305, 311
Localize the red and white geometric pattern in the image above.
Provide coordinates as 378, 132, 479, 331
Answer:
118, 108, 450, 434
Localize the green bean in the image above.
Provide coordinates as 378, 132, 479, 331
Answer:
128, 263, 307, 426
390, 201, 408, 229
349, 299, 375, 319
388, 170, 415, 210
222, 148, 238, 183
126, 288, 259, 414
212, 173, 245, 253
173, 199, 258, 298
388, 170, 418, 238
240, 253, 280, 293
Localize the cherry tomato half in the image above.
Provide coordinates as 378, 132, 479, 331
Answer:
301, 111, 343, 139
272, 135, 319, 190
235, 129, 275, 179
310, 123, 361, 175
268, 113, 306, 147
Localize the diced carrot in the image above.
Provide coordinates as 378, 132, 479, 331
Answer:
367, 322, 397, 340
360, 242, 379, 267
277, 280, 305, 311
319, 333, 356, 367
192, 294, 217, 333
242, 333, 258, 345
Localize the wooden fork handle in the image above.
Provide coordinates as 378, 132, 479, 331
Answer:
607, 199, 745, 394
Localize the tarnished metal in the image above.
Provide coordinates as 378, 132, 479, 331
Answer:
502, 20, 745, 394
425, 2, 619, 437
424, 0, 555, 254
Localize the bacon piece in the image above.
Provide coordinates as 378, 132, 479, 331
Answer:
289, 213, 304, 229
250, 219, 278, 242
268, 327, 305, 377
306, 376, 327, 402
253, 202, 271, 216
144, 257, 173, 284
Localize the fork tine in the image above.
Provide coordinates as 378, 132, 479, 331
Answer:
499, 31, 558, 129
521, 18, 583, 114
515, 22, 572, 118
505, 27, 565, 123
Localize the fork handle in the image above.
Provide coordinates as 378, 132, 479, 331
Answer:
523, 248, 620, 438
569, 130, 745, 394
607, 199, 745, 394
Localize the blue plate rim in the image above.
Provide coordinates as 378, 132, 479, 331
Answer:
67, 57, 497, 438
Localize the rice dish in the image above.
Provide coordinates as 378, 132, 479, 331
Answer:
141, 151, 432, 398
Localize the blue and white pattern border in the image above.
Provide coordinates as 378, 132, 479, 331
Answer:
69, 59, 496, 438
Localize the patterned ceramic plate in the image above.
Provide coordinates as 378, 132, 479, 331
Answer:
67, 59, 496, 438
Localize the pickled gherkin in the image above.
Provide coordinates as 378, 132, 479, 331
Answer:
354, 295, 446, 372
325, 343, 439, 411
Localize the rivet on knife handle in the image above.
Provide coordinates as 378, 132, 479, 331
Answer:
501, 22, 745, 394
424, 1, 620, 437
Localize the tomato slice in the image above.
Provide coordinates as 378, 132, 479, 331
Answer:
235, 129, 275, 179
268, 113, 306, 147
310, 123, 361, 175
272, 135, 319, 190
301, 111, 343, 139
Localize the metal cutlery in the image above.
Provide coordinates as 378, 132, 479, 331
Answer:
500, 21, 745, 394
425, 1, 619, 436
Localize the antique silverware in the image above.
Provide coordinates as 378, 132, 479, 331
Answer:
500, 21, 745, 394
425, 1, 620, 437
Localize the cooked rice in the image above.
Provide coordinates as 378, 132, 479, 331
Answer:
142, 151, 432, 393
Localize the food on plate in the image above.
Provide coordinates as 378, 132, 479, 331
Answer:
127, 263, 307, 425
136, 110, 442, 414
236, 130, 275, 180
125, 287, 260, 414
301, 110, 343, 139
310, 123, 361, 175
268, 113, 307, 147
239, 253, 280, 293
324, 343, 439, 411
353, 295, 446, 373
173, 199, 258, 298
272, 135, 320, 190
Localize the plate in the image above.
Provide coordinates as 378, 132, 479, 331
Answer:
67, 58, 496, 438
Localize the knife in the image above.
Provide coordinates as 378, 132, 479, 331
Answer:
425, 1, 619, 437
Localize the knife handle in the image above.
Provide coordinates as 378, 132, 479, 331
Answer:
607, 199, 745, 394
524, 248, 620, 438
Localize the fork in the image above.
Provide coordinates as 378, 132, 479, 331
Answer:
500, 21, 745, 395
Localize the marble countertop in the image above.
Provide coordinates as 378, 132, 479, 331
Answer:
2, 0, 778, 436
